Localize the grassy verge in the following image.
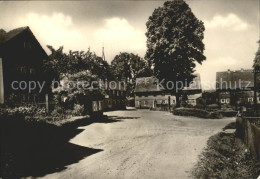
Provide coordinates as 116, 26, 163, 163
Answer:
192, 128, 260, 178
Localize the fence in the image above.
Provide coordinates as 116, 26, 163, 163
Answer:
236, 116, 260, 159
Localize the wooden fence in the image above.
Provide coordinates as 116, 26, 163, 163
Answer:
236, 116, 260, 159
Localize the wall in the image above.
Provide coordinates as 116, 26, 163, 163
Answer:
135, 94, 176, 109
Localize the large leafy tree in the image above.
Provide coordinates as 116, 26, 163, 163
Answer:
253, 40, 260, 70
145, 0, 206, 105
253, 39, 260, 91
111, 52, 149, 82
111, 52, 151, 96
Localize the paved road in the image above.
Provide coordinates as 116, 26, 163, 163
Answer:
41, 110, 234, 179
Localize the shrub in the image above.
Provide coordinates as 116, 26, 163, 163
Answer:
72, 104, 85, 116
209, 111, 223, 119
6, 106, 47, 117
173, 108, 223, 119
206, 104, 219, 109
7, 106, 37, 116
173, 108, 211, 118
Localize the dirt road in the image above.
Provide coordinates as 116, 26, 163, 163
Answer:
41, 110, 234, 179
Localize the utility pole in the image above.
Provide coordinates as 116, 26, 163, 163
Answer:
254, 69, 259, 116
102, 45, 105, 61
0, 58, 4, 104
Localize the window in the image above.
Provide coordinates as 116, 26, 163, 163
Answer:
117, 91, 119, 96
99, 101, 103, 110
162, 100, 165, 104
172, 100, 175, 104
248, 98, 253, 102
226, 98, 230, 103
144, 101, 148, 105
221, 99, 226, 104
92, 101, 98, 112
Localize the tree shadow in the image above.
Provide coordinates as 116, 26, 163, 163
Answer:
108, 116, 140, 120
0, 114, 123, 178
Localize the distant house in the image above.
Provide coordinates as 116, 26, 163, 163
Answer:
182, 73, 202, 106
216, 69, 259, 106
134, 76, 176, 109
102, 81, 126, 111
0, 26, 52, 104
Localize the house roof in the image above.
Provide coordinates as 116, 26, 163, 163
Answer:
216, 69, 254, 90
0, 26, 48, 59
0, 26, 29, 45
135, 76, 164, 93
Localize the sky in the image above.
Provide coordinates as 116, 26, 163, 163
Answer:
0, 0, 259, 89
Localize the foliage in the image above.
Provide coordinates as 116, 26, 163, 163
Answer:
111, 52, 151, 81
111, 52, 151, 96
192, 132, 260, 179
253, 39, 260, 70
72, 104, 85, 116
44, 46, 114, 80
145, 0, 206, 105
7, 106, 46, 117
53, 71, 104, 115
173, 107, 223, 119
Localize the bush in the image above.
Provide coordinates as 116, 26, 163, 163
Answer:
173, 108, 223, 119
6, 106, 47, 117
72, 104, 85, 116
7, 106, 37, 116
192, 132, 260, 179
209, 111, 223, 119
206, 104, 219, 109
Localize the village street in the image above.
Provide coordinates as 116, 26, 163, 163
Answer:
40, 109, 234, 179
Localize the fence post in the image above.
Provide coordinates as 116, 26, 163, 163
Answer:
45, 94, 49, 113
168, 96, 171, 111
0, 58, 4, 104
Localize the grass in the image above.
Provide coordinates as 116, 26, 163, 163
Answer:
192, 127, 260, 179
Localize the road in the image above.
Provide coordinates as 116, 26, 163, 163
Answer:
41, 109, 234, 179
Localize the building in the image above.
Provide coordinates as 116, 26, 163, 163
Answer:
216, 69, 260, 107
102, 81, 126, 111
0, 27, 52, 104
134, 76, 176, 109
182, 73, 202, 106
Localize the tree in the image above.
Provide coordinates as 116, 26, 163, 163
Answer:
111, 52, 151, 96
145, 0, 206, 106
44, 46, 114, 80
253, 39, 260, 109
253, 40, 260, 70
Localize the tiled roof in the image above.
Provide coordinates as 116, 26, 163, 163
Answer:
135, 76, 164, 93
216, 69, 254, 90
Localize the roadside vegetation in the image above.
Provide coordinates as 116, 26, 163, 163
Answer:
173, 107, 237, 119
192, 125, 260, 179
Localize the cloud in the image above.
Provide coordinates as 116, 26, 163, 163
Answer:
205, 13, 249, 31
95, 17, 146, 53
17, 12, 85, 52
